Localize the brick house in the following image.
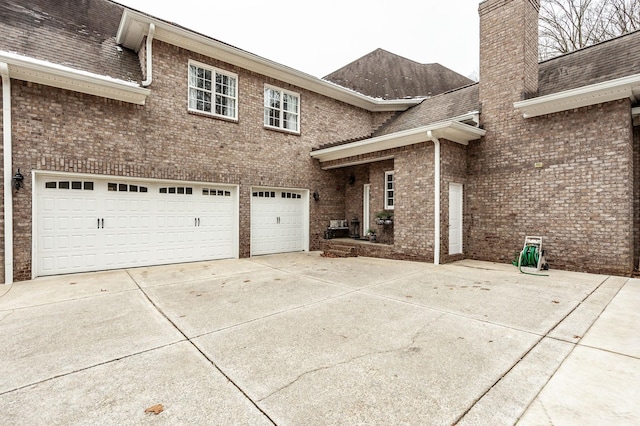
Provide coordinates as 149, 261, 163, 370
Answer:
1, 0, 639, 283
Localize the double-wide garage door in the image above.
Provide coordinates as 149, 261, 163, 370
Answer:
36, 175, 237, 276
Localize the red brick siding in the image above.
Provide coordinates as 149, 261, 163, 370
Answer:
633, 125, 640, 271
3, 40, 381, 281
393, 143, 433, 260
467, 100, 634, 275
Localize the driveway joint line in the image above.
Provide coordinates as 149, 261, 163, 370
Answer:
575, 344, 640, 361
125, 270, 277, 425
453, 274, 615, 424
0, 287, 140, 312
0, 340, 186, 397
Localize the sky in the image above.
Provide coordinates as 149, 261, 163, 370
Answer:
115, 0, 481, 80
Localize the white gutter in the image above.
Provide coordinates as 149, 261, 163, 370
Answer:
310, 121, 485, 165
427, 131, 440, 266
141, 23, 155, 87
0, 51, 150, 105
515, 73, 640, 118
1, 62, 13, 284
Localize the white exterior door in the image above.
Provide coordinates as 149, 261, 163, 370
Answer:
35, 174, 238, 276
251, 188, 308, 256
449, 183, 463, 255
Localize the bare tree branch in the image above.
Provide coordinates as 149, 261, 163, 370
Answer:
539, 0, 640, 61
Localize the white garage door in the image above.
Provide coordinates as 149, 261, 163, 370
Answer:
35, 174, 237, 276
251, 188, 307, 256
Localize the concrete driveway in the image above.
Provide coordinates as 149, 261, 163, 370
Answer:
0, 253, 638, 425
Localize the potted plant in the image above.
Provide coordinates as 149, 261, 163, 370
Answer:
376, 211, 393, 225
367, 229, 377, 242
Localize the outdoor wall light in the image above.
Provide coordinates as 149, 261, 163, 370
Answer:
348, 173, 356, 185
313, 190, 320, 201
12, 169, 24, 191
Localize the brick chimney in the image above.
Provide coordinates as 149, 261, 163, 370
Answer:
478, 0, 540, 118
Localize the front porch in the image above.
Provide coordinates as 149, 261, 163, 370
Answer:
321, 238, 433, 262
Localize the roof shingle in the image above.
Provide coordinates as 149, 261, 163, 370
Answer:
0, 0, 142, 82
324, 48, 473, 100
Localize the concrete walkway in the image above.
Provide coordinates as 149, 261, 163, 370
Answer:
0, 253, 637, 425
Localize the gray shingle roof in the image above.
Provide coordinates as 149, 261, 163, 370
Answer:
324, 48, 473, 100
538, 29, 640, 97
0, 0, 142, 82
373, 84, 480, 137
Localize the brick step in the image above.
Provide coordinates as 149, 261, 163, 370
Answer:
323, 249, 358, 258
330, 245, 356, 253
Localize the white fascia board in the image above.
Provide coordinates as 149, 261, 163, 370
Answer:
310, 121, 485, 163
515, 73, 640, 118
116, 11, 421, 112
0, 51, 150, 105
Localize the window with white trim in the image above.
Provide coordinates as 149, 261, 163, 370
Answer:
264, 85, 300, 132
188, 61, 237, 120
384, 171, 395, 209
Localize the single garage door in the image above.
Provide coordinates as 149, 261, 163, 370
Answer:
250, 188, 307, 256
35, 174, 237, 276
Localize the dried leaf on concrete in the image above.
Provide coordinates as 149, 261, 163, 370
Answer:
144, 404, 164, 415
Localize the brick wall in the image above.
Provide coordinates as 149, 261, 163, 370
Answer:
369, 159, 395, 245
393, 143, 433, 260
474, 0, 635, 275
467, 100, 635, 275
634, 125, 640, 270
3, 40, 384, 281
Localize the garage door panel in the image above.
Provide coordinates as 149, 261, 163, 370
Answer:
251, 189, 306, 256
36, 176, 237, 276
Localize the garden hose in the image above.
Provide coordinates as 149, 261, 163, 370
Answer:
512, 246, 549, 276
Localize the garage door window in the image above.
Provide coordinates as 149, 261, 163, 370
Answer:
203, 188, 231, 196
281, 192, 301, 199
45, 180, 94, 190
253, 191, 277, 198
108, 183, 148, 193
159, 186, 193, 194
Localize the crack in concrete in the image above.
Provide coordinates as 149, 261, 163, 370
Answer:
0, 310, 14, 323
258, 315, 443, 403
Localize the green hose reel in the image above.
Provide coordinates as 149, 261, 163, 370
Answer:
512, 236, 549, 276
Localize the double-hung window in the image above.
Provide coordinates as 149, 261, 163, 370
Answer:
188, 61, 237, 120
385, 171, 395, 209
264, 85, 300, 133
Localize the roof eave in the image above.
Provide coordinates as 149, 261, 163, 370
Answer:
515, 73, 640, 118
310, 121, 486, 164
116, 10, 421, 112
0, 51, 150, 105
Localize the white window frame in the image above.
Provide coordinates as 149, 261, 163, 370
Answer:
264, 85, 300, 133
384, 171, 395, 210
188, 60, 238, 120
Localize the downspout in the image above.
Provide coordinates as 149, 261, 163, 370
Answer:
141, 23, 155, 87
1, 62, 13, 284
427, 130, 440, 265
